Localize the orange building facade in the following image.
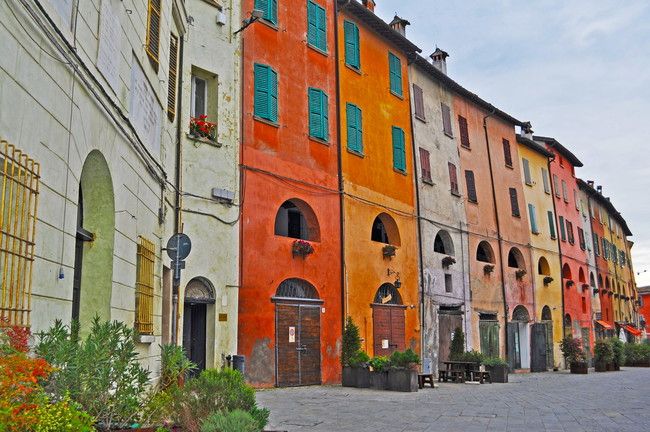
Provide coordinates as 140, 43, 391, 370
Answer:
238, 0, 342, 387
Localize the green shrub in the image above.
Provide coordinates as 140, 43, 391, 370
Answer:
342, 317, 361, 367
610, 338, 625, 366
623, 342, 650, 364
170, 368, 269, 432
456, 350, 484, 364
160, 344, 196, 390
368, 356, 390, 372
32, 395, 95, 432
389, 349, 420, 369
560, 336, 585, 363
594, 340, 613, 364
35, 318, 149, 430
482, 356, 507, 367
449, 327, 465, 361
200, 409, 261, 432
348, 350, 370, 368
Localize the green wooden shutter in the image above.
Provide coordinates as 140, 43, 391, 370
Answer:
344, 21, 359, 69
321, 92, 329, 141
269, 68, 278, 122
254, 64, 269, 119
528, 204, 538, 233
307, 2, 317, 47
308, 88, 322, 139
355, 105, 362, 152
547, 211, 556, 239
389, 53, 402, 96
523, 158, 532, 184
346, 103, 362, 153
392, 126, 406, 172
559, 216, 566, 241
317, 3, 327, 51
255, 0, 276, 24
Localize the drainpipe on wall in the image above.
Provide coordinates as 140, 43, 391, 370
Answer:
547, 155, 566, 347
482, 110, 509, 363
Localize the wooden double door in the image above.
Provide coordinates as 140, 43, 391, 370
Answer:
275, 303, 321, 387
372, 304, 406, 357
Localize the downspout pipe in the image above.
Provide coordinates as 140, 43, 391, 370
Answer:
482, 110, 509, 364
547, 155, 567, 345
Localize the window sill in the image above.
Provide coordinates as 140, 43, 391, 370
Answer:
461, 144, 471, 151
512, 214, 521, 218
186, 133, 222, 148
199, 0, 222, 7
307, 43, 328, 57
444, 131, 454, 139
415, 115, 427, 123
451, 191, 461, 197
390, 90, 404, 100
347, 148, 364, 158
393, 168, 407, 176
525, 182, 533, 187
345, 64, 362, 75
259, 18, 279, 31
505, 164, 514, 170
422, 178, 434, 185
254, 116, 280, 128
467, 198, 478, 204
309, 135, 329, 146
137, 334, 155, 344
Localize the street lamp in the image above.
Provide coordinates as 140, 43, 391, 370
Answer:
234, 9, 264, 35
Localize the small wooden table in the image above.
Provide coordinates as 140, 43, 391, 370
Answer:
418, 373, 435, 389
440, 361, 480, 383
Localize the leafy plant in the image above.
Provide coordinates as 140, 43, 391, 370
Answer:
441, 256, 456, 267
449, 327, 465, 360
594, 339, 613, 364
483, 264, 495, 274
291, 240, 314, 258
35, 318, 150, 430
342, 316, 361, 367
515, 269, 527, 280
610, 338, 625, 366
382, 245, 396, 257
348, 350, 370, 368
31, 395, 95, 432
624, 342, 650, 364
200, 409, 261, 432
160, 344, 196, 390
543, 276, 554, 286
560, 336, 585, 364
482, 356, 507, 367
389, 349, 420, 369
368, 356, 390, 372
189, 115, 217, 141
457, 350, 484, 364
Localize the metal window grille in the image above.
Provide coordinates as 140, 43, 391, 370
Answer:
135, 237, 155, 335
0, 140, 40, 327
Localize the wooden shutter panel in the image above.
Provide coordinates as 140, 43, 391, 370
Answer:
389, 53, 402, 95
317, 5, 327, 51
553, 175, 560, 197
509, 187, 520, 216
593, 234, 599, 255
344, 21, 359, 69
270, 0, 278, 23
559, 216, 566, 241
308, 88, 322, 139
269, 68, 278, 123
441, 103, 452, 136
307, 1, 318, 47
167, 34, 178, 121
355, 105, 363, 152
145, 0, 161, 69
448, 163, 458, 195
542, 168, 550, 193
321, 92, 328, 141
465, 170, 477, 202
503, 139, 513, 166
254, 64, 269, 119
547, 211, 556, 239
523, 158, 532, 184
392, 126, 405, 172
528, 204, 538, 233
346, 103, 360, 152
458, 115, 469, 148
413, 84, 424, 119
419, 148, 431, 182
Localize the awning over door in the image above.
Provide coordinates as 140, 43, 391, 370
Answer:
624, 325, 642, 336
595, 320, 613, 330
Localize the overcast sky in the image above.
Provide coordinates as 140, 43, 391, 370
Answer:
374, 0, 650, 287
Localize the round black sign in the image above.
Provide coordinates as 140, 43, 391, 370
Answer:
166, 233, 192, 261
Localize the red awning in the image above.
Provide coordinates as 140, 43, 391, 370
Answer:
596, 320, 613, 330
624, 325, 643, 336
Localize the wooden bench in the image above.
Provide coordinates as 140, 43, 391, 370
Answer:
470, 370, 491, 384
418, 373, 435, 389
449, 369, 465, 383
438, 370, 448, 382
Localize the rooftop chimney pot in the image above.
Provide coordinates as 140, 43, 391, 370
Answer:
521, 122, 534, 139
362, 0, 376, 12
587, 180, 594, 187
430, 47, 449, 75
597, 185, 603, 193
389, 15, 410, 36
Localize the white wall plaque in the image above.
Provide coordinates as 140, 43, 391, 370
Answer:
382, 339, 389, 349
97, 0, 121, 92
129, 56, 161, 156
289, 326, 296, 343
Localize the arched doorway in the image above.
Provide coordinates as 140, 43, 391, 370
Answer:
72, 151, 115, 331
273, 278, 322, 387
371, 283, 406, 357
540, 306, 554, 370
183, 277, 215, 374
508, 305, 531, 370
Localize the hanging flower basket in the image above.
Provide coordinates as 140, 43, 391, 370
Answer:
582, 283, 590, 291
382, 245, 396, 258
515, 269, 527, 280
593, 287, 599, 294
483, 264, 495, 275
189, 115, 217, 142
292, 240, 314, 258
543, 276, 554, 286
566, 280, 575, 288
441, 256, 456, 268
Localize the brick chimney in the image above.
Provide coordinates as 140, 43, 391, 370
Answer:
597, 185, 603, 194
587, 180, 594, 188
362, 0, 376, 12
430, 48, 449, 75
520, 122, 534, 139
389, 15, 410, 36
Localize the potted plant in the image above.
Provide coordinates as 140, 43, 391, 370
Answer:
449, 327, 465, 361
291, 239, 314, 258
483, 264, 495, 275
543, 276, 554, 286
341, 316, 361, 387
368, 356, 390, 390
442, 256, 456, 268
582, 284, 590, 291
566, 280, 575, 288
515, 269, 527, 280
593, 287, 599, 294
560, 336, 587, 374
387, 349, 419, 392
594, 339, 613, 372
382, 244, 396, 258
348, 351, 371, 388
189, 115, 217, 142
483, 357, 509, 383
611, 338, 625, 371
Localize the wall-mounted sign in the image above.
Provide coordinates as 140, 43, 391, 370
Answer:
129, 55, 161, 156
382, 339, 389, 349
289, 326, 296, 343
97, 0, 121, 92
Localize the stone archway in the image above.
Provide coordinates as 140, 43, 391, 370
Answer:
183, 277, 216, 374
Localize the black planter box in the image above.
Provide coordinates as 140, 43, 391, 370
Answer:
629, 360, 650, 367
570, 362, 588, 374
355, 367, 371, 388
594, 361, 608, 372
486, 364, 508, 383
342, 366, 355, 387
387, 368, 418, 392
370, 371, 388, 390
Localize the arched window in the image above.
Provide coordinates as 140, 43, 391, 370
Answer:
373, 283, 402, 305
476, 241, 495, 263
371, 213, 401, 246
541, 305, 552, 321
564, 314, 572, 336
578, 267, 586, 283
433, 230, 455, 256
512, 305, 530, 322
185, 277, 216, 304
562, 263, 572, 280
598, 274, 603, 289
605, 277, 610, 290
538, 257, 550, 275
507, 247, 524, 269
589, 272, 596, 287
274, 199, 320, 241
275, 278, 319, 299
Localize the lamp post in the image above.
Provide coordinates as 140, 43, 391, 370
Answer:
234, 9, 264, 35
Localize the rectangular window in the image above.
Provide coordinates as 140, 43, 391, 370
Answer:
541, 168, 550, 193
307, 1, 327, 52
522, 158, 532, 185
509, 187, 520, 217
441, 103, 452, 137
593, 233, 600, 256
611, 245, 618, 264
254, 63, 278, 123
392, 126, 406, 172
553, 174, 560, 198
346, 103, 363, 153
343, 20, 360, 69
145, 0, 161, 70
561, 180, 568, 202
308, 88, 328, 141
582, 297, 587, 314
445, 274, 453, 293
528, 203, 538, 233
388, 52, 403, 96
458, 115, 470, 148
578, 227, 585, 250
413, 84, 425, 119
574, 190, 579, 210
255, 0, 278, 24
167, 34, 178, 121
0, 142, 40, 327
419, 148, 432, 183
602, 238, 609, 260
135, 237, 156, 335
191, 75, 207, 117
466, 170, 477, 202
448, 163, 459, 195
559, 216, 566, 241
566, 221, 574, 244
503, 139, 513, 167
547, 211, 556, 239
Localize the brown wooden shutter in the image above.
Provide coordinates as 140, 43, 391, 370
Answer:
146, 0, 161, 70
458, 115, 470, 148
465, 170, 477, 202
413, 84, 425, 119
441, 103, 452, 136
503, 138, 513, 167
509, 187, 520, 216
167, 34, 178, 121
448, 162, 458, 194
419, 147, 431, 182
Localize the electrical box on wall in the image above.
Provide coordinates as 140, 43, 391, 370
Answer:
216, 10, 226, 26
211, 187, 235, 204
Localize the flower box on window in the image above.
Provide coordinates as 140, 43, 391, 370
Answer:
515, 269, 527, 280
189, 115, 217, 142
543, 276, 554, 286
566, 280, 575, 288
483, 264, 495, 275
442, 256, 456, 268
292, 240, 314, 258
582, 284, 590, 291
382, 245, 396, 258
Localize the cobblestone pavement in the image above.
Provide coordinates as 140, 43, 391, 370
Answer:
257, 367, 650, 432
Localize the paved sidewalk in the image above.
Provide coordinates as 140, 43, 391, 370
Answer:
257, 367, 650, 432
